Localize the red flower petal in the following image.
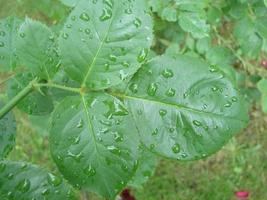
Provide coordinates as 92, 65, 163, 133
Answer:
235, 190, 250, 198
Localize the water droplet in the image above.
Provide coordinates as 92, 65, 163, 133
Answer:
129, 83, 138, 93
76, 119, 84, 128
165, 88, 176, 97
134, 18, 142, 28
0, 31, 5, 36
224, 101, 232, 108
122, 61, 130, 68
19, 33, 25, 38
209, 66, 218, 73
83, 165, 96, 177
231, 97, 238, 102
42, 188, 49, 196
107, 145, 121, 155
124, 8, 132, 14
211, 86, 219, 92
147, 83, 158, 96
113, 132, 124, 142
47, 173, 62, 187
193, 120, 202, 127
152, 128, 158, 136
80, 12, 90, 21
100, 8, 112, 21
109, 54, 117, 62
67, 150, 83, 162
137, 48, 148, 63
17, 179, 31, 193
172, 144, 180, 154
0, 41, 4, 47
159, 109, 167, 117
85, 28, 91, 35
62, 33, 69, 39
162, 69, 174, 78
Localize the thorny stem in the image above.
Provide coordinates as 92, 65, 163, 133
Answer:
0, 79, 37, 119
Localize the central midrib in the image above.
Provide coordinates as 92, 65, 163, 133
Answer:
110, 92, 247, 123
81, 6, 118, 87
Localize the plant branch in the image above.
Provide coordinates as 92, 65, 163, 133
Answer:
35, 83, 81, 93
0, 79, 37, 119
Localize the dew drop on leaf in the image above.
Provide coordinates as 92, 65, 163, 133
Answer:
0, 41, 5, 47
129, 83, 138, 93
80, 12, 90, 21
165, 88, 176, 97
172, 143, 180, 154
193, 120, 202, 127
99, 8, 112, 21
147, 83, 158, 96
159, 109, 167, 117
133, 18, 142, 28
17, 179, 31, 193
83, 165, 96, 177
137, 48, 148, 63
161, 69, 174, 78
76, 119, 84, 128
47, 173, 62, 187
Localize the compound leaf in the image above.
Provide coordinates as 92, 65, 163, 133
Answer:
0, 102, 16, 159
16, 18, 59, 80
0, 161, 77, 199
0, 17, 21, 72
50, 93, 140, 199
7, 73, 54, 115
59, 0, 153, 90
115, 54, 248, 160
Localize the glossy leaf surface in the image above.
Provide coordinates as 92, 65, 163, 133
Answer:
16, 18, 59, 80
50, 93, 140, 199
119, 55, 249, 160
0, 161, 77, 200
0, 102, 16, 159
59, 0, 153, 89
0, 17, 21, 72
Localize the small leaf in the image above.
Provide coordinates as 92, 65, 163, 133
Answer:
0, 101, 16, 159
59, 0, 153, 89
0, 161, 77, 199
16, 18, 59, 80
0, 17, 22, 72
50, 93, 140, 199
7, 73, 54, 115
117, 54, 249, 160
178, 12, 210, 39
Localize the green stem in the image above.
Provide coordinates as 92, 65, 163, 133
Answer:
0, 79, 36, 119
35, 83, 81, 93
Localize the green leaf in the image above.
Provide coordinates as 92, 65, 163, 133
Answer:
0, 161, 77, 199
178, 12, 210, 39
117, 54, 248, 160
59, 0, 78, 7
59, 0, 153, 90
7, 73, 54, 115
257, 79, 267, 112
0, 102, 16, 159
16, 18, 59, 80
128, 146, 158, 189
50, 93, 140, 199
0, 17, 22, 72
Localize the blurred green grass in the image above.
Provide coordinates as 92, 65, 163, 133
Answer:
1, 1, 267, 200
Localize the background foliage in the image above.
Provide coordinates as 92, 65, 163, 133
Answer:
0, 0, 267, 199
